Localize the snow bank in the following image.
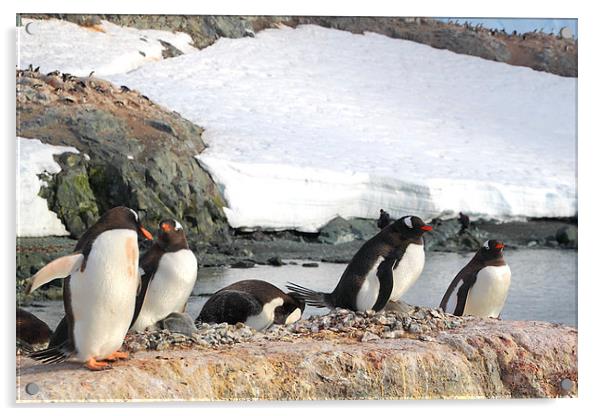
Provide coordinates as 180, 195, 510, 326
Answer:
17, 18, 197, 77
18, 23, 576, 231
17, 137, 79, 237
106, 25, 576, 231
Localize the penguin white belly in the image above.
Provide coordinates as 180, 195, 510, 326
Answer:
131, 249, 198, 332
69, 229, 139, 362
389, 244, 425, 302
463, 265, 511, 318
245, 297, 284, 331
355, 257, 383, 312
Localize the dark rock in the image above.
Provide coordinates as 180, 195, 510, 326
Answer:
40, 152, 100, 239
318, 216, 378, 245
231, 260, 256, 269
317, 216, 356, 244
267, 256, 284, 266
157, 312, 197, 337
556, 225, 577, 248
302, 262, 319, 268
16, 69, 230, 254
146, 119, 175, 135
157, 40, 184, 59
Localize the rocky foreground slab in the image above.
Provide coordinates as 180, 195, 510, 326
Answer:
16, 308, 577, 402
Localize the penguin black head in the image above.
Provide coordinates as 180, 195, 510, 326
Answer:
157, 219, 189, 252
389, 215, 433, 238
274, 292, 306, 325
479, 239, 505, 260
98, 206, 153, 241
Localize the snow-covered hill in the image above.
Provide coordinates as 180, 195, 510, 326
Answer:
18, 21, 577, 233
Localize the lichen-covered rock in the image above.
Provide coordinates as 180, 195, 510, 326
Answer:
16, 68, 230, 254
17, 308, 577, 401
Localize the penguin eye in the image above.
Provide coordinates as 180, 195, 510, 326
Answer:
403, 217, 413, 228
483, 240, 490, 250
174, 220, 183, 231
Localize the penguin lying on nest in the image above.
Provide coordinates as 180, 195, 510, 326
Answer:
196, 280, 305, 331
287, 215, 432, 312
25, 206, 153, 371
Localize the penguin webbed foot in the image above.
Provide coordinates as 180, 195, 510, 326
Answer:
105, 351, 129, 361
84, 358, 112, 371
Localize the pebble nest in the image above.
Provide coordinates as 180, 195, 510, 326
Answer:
122, 306, 467, 353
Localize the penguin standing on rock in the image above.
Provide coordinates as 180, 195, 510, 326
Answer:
26, 207, 153, 371
197, 280, 305, 331
130, 219, 198, 332
440, 240, 511, 318
287, 215, 432, 312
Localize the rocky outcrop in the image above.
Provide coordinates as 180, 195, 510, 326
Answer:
16, 68, 230, 246
21, 15, 577, 77
16, 310, 577, 401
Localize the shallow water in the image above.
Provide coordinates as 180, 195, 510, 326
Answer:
23, 248, 577, 330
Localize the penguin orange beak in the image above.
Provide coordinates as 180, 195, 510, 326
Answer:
139, 226, 153, 240
495, 243, 504, 249
161, 223, 172, 232
420, 225, 433, 231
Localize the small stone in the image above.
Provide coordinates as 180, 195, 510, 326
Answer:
302, 262, 319, 268
311, 325, 320, 333
361, 331, 381, 342
382, 330, 405, 339
231, 260, 255, 269
408, 323, 422, 334
267, 256, 284, 266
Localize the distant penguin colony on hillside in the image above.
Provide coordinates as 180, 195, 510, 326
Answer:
19, 205, 514, 371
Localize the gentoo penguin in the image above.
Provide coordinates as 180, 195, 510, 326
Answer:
16, 308, 52, 347
130, 219, 198, 332
196, 280, 305, 331
47, 219, 197, 343
377, 209, 391, 230
287, 215, 432, 312
439, 240, 511, 318
27, 206, 153, 370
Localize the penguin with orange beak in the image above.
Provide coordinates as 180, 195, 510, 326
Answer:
130, 219, 198, 332
26, 206, 153, 370
440, 239, 511, 318
287, 215, 432, 312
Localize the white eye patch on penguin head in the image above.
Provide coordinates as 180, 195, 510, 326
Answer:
128, 208, 139, 223
399, 215, 433, 233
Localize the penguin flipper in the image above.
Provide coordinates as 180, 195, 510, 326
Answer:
28, 340, 74, 364
285, 282, 332, 309
372, 257, 396, 312
440, 270, 477, 316
26, 253, 84, 294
